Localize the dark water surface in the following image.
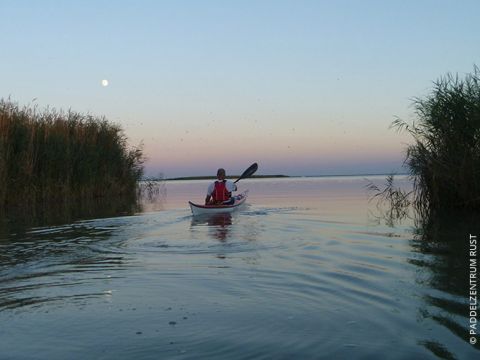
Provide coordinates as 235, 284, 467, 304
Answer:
0, 177, 478, 359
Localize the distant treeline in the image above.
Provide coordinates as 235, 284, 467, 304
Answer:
164, 175, 289, 181
0, 99, 144, 215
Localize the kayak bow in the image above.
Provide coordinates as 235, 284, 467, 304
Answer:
189, 190, 248, 216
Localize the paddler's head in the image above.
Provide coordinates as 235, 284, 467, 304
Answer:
216, 168, 226, 180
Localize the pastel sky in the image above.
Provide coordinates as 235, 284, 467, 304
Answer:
1, 0, 479, 177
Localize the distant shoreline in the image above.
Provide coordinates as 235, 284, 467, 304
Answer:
163, 175, 290, 181
143, 173, 409, 181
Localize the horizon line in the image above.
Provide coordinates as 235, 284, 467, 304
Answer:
143, 172, 410, 181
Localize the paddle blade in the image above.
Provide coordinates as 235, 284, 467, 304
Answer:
234, 163, 258, 183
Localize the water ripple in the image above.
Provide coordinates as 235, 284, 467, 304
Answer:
0, 180, 477, 359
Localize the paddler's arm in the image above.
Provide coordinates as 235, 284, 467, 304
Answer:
205, 183, 215, 204
227, 180, 237, 192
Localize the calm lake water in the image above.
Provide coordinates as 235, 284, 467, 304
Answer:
0, 176, 478, 359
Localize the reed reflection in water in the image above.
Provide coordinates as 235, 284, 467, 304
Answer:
408, 213, 480, 358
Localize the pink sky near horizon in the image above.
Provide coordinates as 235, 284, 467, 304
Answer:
142, 129, 409, 177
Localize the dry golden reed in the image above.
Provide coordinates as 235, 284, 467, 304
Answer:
0, 99, 144, 212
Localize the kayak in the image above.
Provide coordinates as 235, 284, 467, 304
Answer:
189, 190, 248, 216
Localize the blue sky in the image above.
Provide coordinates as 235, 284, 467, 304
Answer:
1, 0, 479, 176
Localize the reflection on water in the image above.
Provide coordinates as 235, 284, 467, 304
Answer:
0, 195, 141, 235
411, 212, 480, 356
0, 177, 479, 359
0, 181, 169, 235
0, 221, 129, 312
191, 213, 233, 242
370, 186, 480, 358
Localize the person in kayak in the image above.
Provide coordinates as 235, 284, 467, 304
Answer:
205, 168, 237, 205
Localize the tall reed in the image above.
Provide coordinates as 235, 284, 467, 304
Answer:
392, 66, 480, 216
0, 99, 144, 213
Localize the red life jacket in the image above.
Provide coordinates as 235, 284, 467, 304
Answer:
212, 180, 231, 202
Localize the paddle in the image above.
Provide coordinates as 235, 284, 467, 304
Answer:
234, 163, 258, 183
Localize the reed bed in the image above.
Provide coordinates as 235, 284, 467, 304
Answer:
0, 99, 144, 215
392, 66, 480, 216
367, 66, 480, 234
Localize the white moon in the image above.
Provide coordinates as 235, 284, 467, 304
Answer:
101, 79, 109, 87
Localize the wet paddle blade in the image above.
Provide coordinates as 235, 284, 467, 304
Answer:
234, 163, 258, 183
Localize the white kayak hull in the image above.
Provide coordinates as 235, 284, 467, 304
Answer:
189, 190, 248, 216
